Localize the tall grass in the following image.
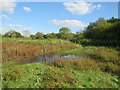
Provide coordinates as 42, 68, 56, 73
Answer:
2, 38, 79, 61
2, 38, 77, 44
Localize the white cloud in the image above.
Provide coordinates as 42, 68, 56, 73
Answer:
23, 7, 31, 12
52, 19, 87, 28
0, 23, 33, 34
0, 27, 10, 33
1, 15, 10, 20
7, 24, 32, 30
23, 27, 32, 30
8, 24, 23, 29
63, 1, 102, 15
0, 0, 16, 14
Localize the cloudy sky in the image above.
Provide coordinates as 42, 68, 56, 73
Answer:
0, 0, 118, 34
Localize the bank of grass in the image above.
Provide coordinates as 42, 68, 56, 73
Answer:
2, 58, 120, 88
56, 46, 119, 64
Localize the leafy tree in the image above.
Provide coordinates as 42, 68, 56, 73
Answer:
82, 17, 120, 46
76, 30, 84, 35
58, 27, 72, 40
59, 27, 71, 33
3, 30, 23, 38
58, 32, 74, 40
71, 33, 84, 43
96, 17, 106, 24
30, 35, 36, 39
44, 33, 57, 39
107, 17, 119, 23
35, 32, 44, 39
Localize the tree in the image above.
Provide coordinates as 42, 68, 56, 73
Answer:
59, 27, 71, 33
22, 30, 31, 37
44, 33, 57, 39
3, 30, 23, 38
76, 30, 84, 35
30, 35, 36, 39
58, 32, 74, 40
58, 27, 72, 40
96, 17, 106, 24
84, 17, 120, 42
107, 17, 119, 23
35, 32, 44, 39
71, 33, 84, 43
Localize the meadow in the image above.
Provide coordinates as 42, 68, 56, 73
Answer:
1, 38, 120, 88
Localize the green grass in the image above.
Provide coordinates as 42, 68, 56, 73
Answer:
2, 63, 45, 88
55, 47, 84, 56
2, 60, 119, 88
2, 38, 79, 45
55, 46, 119, 59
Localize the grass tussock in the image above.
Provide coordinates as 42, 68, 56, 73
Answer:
47, 57, 120, 75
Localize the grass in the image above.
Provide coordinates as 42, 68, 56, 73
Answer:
2, 38, 77, 44
55, 46, 119, 63
2, 46, 120, 88
2, 58, 120, 88
55, 47, 84, 56
2, 38, 80, 61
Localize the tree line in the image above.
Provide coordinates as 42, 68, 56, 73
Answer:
3, 17, 120, 46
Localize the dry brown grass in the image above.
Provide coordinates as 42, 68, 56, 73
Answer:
2, 42, 78, 61
48, 58, 99, 70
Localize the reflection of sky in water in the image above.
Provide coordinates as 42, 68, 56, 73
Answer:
39, 55, 86, 62
20, 54, 88, 64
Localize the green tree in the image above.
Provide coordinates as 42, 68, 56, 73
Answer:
30, 35, 36, 39
107, 17, 119, 23
58, 27, 72, 40
59, 27, 71, 33
44, 33, 57, 39
3, 30, 23, 38
96, 17, 106, 24
35, 32, 44, 39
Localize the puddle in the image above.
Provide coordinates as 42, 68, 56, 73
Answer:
19, 54, 89, 64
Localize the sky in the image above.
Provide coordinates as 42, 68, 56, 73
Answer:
0, 0, 118, 34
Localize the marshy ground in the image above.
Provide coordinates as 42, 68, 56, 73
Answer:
1, 38, 120, 88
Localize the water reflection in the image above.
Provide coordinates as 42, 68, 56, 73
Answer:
20, 54, 88, 64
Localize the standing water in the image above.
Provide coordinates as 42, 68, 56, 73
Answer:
19, 54, 88, 64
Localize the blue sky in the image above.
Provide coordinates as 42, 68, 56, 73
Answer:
1, 1, 118, 34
